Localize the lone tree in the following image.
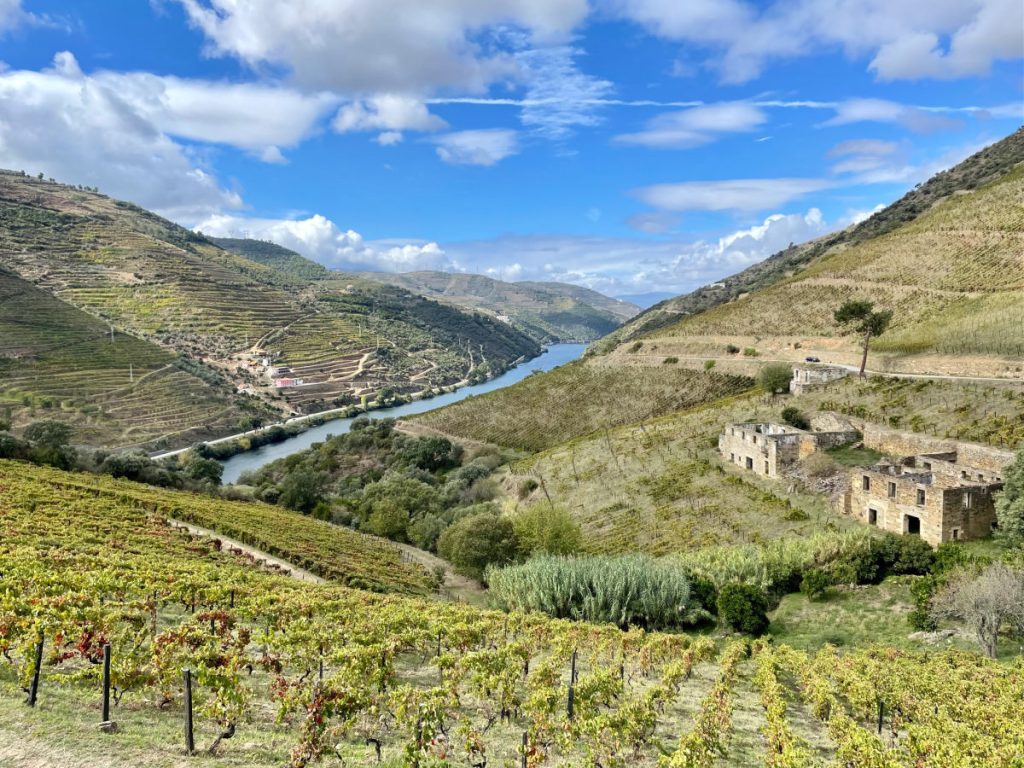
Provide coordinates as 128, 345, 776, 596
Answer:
834, 300, 892, 377
995, 445, 1024, 539
931, 562, 1024, 658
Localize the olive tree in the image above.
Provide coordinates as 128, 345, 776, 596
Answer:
930, 562, 1024, 658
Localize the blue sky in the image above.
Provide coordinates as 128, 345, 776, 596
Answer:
1, 1, 1021, 300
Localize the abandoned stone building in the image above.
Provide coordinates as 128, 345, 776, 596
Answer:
718, 422, 859, 479
789, 364, 850, 395
842, 452, 1005, 546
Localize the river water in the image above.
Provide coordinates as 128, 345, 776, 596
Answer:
220, 343, 586, 484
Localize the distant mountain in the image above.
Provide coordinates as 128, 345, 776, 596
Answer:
210, 237, 330, 281
598, 127, 1024, 365
349, 270, 640, 343
0, 173, 539, 448
614, 292, 676, 309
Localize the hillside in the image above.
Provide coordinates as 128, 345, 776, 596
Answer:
0, 268, 273, 449
350, 269, 639, 342
2, 457, 1019, 767
210, 236, 331, 281
0, 172, 539, 445
599, 127, 1024, 372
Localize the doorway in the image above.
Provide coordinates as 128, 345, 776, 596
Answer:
904, 515, 921, 536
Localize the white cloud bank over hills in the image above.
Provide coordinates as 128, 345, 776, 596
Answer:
193, 206, 848, 296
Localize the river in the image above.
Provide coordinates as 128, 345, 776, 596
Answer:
220, 343, 586, 483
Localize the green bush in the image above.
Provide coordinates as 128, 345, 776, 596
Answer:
717, 583, 770, 635
799, 569, 831, 600
703, 360, 716, 370
743, 347, 759, 357
663, 357, 679, 365
781, 406, 810, 430
758, 363, 793, 394
437, 511, 518, 582
725, 344, 740, 354
512, 505, 582, 556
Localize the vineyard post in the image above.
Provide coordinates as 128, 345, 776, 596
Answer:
101, 643, 112, 725
521, 730, 528, 768
567, 684, 575, 721
570, 649, 577, 685
26, 637, 44, 707
183, 669, 195, 755
876, 700, 884, 735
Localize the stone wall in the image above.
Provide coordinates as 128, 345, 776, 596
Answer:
857, 423, 1015, 476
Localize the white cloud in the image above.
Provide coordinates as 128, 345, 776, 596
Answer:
0, 53, 242, 222
177, 0, 589, 93
332, 95, 447, 134
634, 178, 833, 212
614, 101, 766, 148
375, 131, 404, 146
195, 213, 457, 272
607, 0, 1024, 83
822, 98, 963, 132
626, 211, 682, 234
433, 129, 519, 166
513, 44, 615, 139
443, 207, 834, 294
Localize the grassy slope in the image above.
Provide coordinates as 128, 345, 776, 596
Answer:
598, 127, 1024, 355
0, 269, 267, 449
413, 362, 753, 451
210, 236, 331, 281
349, 269, 639, 342
509, 375, 1024, 555
650, 164, 1024, 355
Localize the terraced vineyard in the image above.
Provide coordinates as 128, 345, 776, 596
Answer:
510, 375, 1024, 554
0, 172, 540, 441
2, 458, 1019, 767
414, 363, 754, 451
0, 269, 264, 448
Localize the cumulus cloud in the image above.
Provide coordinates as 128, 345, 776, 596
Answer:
634, 178, 833, 212
194, 213, 456, 272
614, 101, 767, 148
332, 95, 447, 134
0, 52, 242, 222
607, 0, 1024, 83
177, 0, 588, 93
443, 207, 834, 294
433, 129, 519, 166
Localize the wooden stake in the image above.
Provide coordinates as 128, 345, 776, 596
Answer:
26, 638, 43, 707
101, 643, 112, 724
521, 730, 529, 768
183, 669, 195, 755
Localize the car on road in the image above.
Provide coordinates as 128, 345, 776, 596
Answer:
804, 356, 821, 363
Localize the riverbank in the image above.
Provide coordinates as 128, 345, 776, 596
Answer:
213, 344, 586, 484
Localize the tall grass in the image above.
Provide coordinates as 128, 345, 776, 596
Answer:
486, 554, 692, 630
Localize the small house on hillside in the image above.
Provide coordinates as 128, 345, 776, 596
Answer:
790, 364, 849, 395
843, 452, 1004, 546
719, 422, 858, 479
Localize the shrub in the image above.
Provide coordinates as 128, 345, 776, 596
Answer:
517, 477, 539, 500
717, 583, 770, 635
630, 341, 644, 353
781, 406, 810, 430
487, 554, 693, 630
758, 363, 793, 394
703, 360, 716, 371
437, 511, 518, 582
512, 505, 582, 556
743, 347, 759, 357
801, 451, 840, 479
663, 357, 679, 364
799, 569, 831, 600
995, 446, 1024, 539
725, 344, 740, 354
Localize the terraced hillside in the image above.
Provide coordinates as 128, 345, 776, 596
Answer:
600, 128, 1024, 374
210, 237, 331, 282
0, 268, 270, 449
0, 172, 540, 442
508, 375, 1024, 556
2, 458, 1019, 767
351, 270, 640, 342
